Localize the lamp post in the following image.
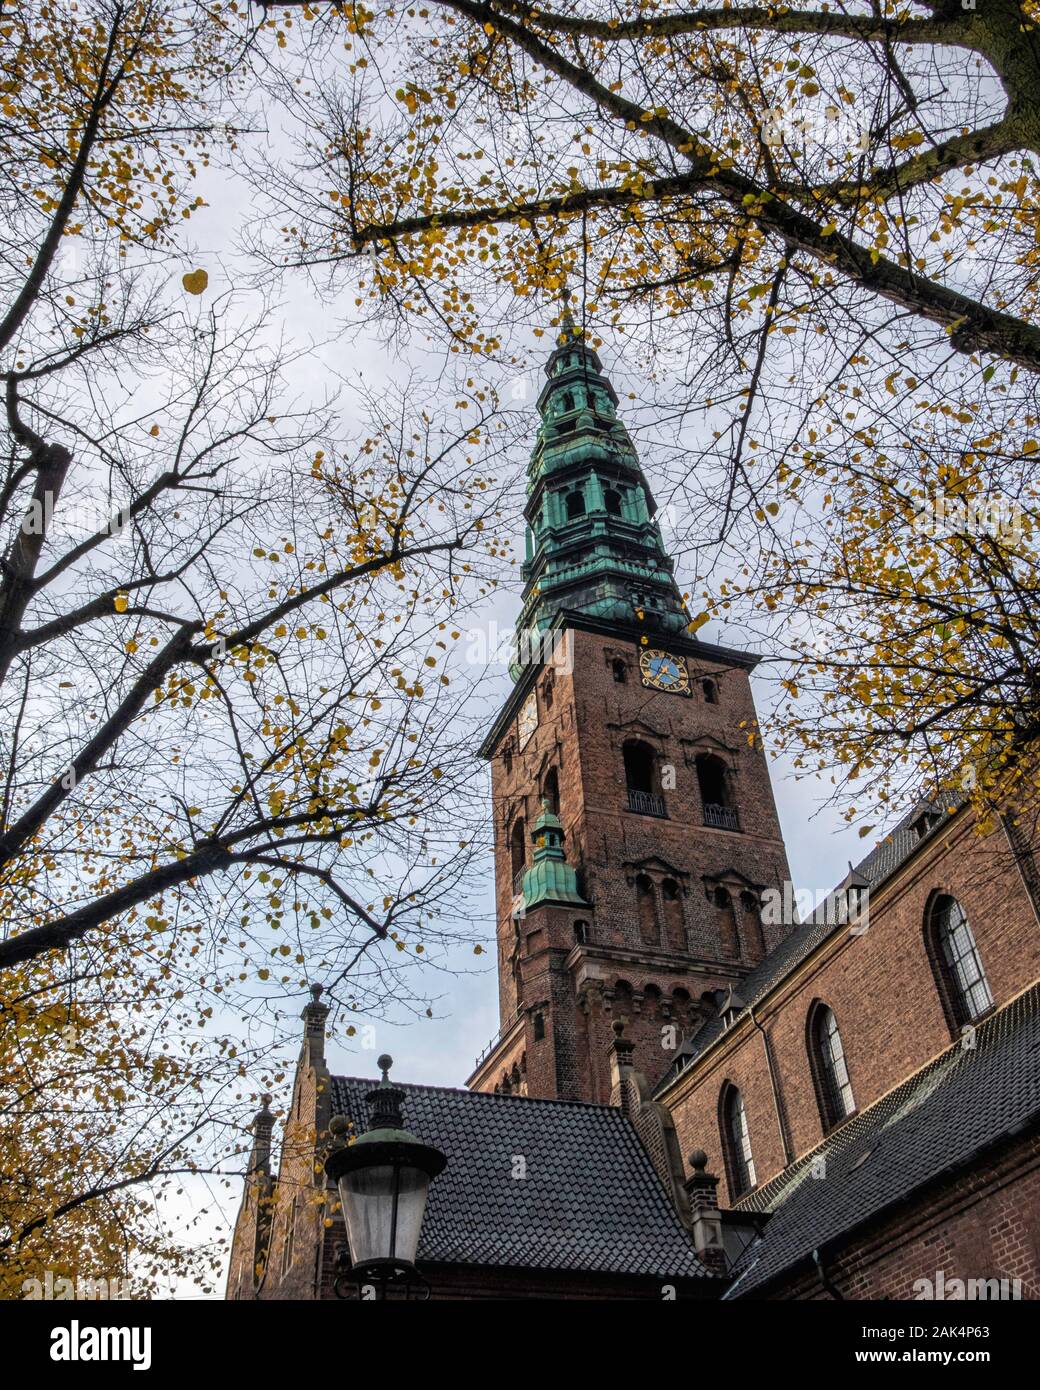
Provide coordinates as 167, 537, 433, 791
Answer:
325, 1054, 446, 1300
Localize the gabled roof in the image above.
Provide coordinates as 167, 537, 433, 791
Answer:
328, 1076, 716, 1280
724, 981, 1040, 1297
655, 793, 964, 1093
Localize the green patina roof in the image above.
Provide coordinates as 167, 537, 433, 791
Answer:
512, 300, 690, 676
520, 798, 589, 911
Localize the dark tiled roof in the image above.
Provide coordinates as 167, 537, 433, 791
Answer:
832, 790, 961, 895
723, 982, 1040, 1298
655, 794, 964, 1093
328, 1076, 714, 1279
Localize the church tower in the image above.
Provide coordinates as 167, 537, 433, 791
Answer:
468, 305, 792, 1104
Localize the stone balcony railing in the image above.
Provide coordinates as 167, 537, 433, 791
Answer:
704, 802, 740, 831
626, 788, 666, 818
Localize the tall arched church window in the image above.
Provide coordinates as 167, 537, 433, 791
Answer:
808, 1003, 856, 1131
720, 1084, 756, 1198
926, 895, 993, 1029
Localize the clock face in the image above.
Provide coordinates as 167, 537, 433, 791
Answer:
639, 648, 691, 695
518, 689, 538, 748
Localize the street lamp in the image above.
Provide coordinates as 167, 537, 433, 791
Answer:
325, 1054, 446, 1300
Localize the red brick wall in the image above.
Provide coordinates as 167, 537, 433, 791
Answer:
480, 625, 794, 1101
766, 1129, 1040, 1301
665, 810, 1040, 1205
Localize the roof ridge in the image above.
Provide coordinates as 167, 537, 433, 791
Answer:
332, 1073, 620, 1112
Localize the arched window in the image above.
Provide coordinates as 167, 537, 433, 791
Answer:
635, 874, 660, 945
604, 488, 623, 517
565, 490, 586, 520
624, 740, 664, 816
573, 919, 589, 946
561, 390, 575, 413
611, 658, 627, 684
713, 885, 740, 960
697, 754, 738, 831
808, 1003, 855, 1131
926, 895, 993, 1029
542, 767, 560, 816
532, 1011, 545, 1041
720, 1084, 756, 1198
510, 817, 526, 893
740, 890, 766, 962
661, 877, 685, 951
702, 678, 719, 704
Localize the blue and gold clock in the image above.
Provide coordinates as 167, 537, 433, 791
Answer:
639, 648, 691, 695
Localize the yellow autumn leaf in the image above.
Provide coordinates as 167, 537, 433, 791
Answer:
182, 268, 208, 295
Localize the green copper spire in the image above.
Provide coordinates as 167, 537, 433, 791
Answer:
514, 293, 690, 664
520, 799, 589, 911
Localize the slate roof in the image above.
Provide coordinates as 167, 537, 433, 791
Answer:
723, 981, 1040, 1298
654, 793, 965, 1093
328, 1076, 715, 1280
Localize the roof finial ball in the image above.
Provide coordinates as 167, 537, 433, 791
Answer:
689, 1149, 709, 1173
377, 1053, 394, 1084
612, 1018, 626, 1039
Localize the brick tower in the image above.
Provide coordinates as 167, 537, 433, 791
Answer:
468, 303, 792, 1103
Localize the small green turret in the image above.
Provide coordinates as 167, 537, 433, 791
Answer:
519, 798, 590, 911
